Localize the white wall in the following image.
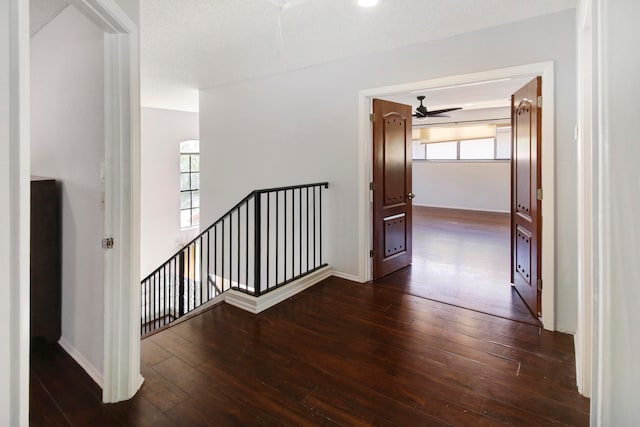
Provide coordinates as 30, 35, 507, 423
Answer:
141, 107, 199, 278
30, 5, 106, 383
200, 10, 578, 332
114, 0, 138, 24
0, 0, 29, 424
594, 0, 640, 423
413, 161, 510, 212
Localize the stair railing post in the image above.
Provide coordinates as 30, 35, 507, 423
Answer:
178, 251, 185, 316
254, 193, 262, 296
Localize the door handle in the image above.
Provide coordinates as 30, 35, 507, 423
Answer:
407, 193, 416, 200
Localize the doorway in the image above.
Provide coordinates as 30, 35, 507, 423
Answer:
358, 63, 556, 329
28, 0, 141, 404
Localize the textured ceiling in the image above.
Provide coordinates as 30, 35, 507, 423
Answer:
30, 0, 70, 37
138, 0, 575, 111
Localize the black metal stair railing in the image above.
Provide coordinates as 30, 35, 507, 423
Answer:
140, 182, 329, 335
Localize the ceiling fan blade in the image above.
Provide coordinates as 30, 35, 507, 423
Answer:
412, 112, 426, 118
426, 107, 462, 116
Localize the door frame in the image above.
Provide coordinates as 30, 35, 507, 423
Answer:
71, 0, 143, 403
4, 0, 142, 420
2, 0, 30, 424
358, 62, 556, 330
575, 0, 594, 398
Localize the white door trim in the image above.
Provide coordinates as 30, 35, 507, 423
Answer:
2, 0, 30, 424
72, 0, 142, 403
357, 62, 556, 330
575, 0, 594, 398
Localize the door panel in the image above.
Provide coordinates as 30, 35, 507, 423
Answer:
384, 213, 407, 257
511, 77, 542, 317
373, 99, 413, 279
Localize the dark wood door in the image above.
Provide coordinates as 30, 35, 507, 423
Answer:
372, 99, 413, 279
511, 77, 542, 317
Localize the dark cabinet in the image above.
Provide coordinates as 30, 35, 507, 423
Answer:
30, 177, 61, 342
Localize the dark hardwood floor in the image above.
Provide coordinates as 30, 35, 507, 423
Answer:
30, 275, 589, 426
388, 206, 539, 325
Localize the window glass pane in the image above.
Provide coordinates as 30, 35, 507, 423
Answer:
412, 140, 426, 160
180, 173, 191, 191
180, 155, 191, 172
191, 209, 200, 227
496, 127, 511, 159
190, 172, 200, 190
179, 140, 200, 229
459, 138, 495, 159
180, 140, 199, 154
190, 155, 200, 172
426, 141, 457, 160
181, 192, 191, 210
180, 210, 192, 228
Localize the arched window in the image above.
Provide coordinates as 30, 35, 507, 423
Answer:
180, 140, 200, 229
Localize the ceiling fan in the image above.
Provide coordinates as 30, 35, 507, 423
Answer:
413, 96, 462, 118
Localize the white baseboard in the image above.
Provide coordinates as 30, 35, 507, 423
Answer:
225, 266, 332, 314
183, 293, 226, 318
413, 203, 510, 214
58, 336, 103, 388
331, 270, 363, 283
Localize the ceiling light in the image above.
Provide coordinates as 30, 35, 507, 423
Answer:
358, 0, 379, 7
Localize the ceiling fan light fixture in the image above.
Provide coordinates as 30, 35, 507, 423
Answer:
358, 0, 379, 7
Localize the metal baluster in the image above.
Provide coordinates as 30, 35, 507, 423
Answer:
162, 265, 166, 327
140, 280, 143, 335
299, 188, 302, 276
188, 244, 193, 312
178, 251, 185, 317
284, 189, 287, 282
161, 265, 165, 328
245, 201, 249, 292
142, 280, 145, 334
221, 219, 225, 291
199, 237, 203, 305
293, 190, 296, 278
151, 275, 154, 331
164, 263, 169, 325
237, 206, 241, 291
313, 186, 317, 268
306, 187, 309, 273
320, 185, 323, 265
191, 245, 195, 310
254, 193, 262, 296
214, 225, 218, 293
230, 212, 233, 289
173, 257, 177, 320
266, 193, 270, 289
206, 231, 210, 300
275, 191, 279, 286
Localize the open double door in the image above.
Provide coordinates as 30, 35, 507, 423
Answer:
370, 77, 543, 318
